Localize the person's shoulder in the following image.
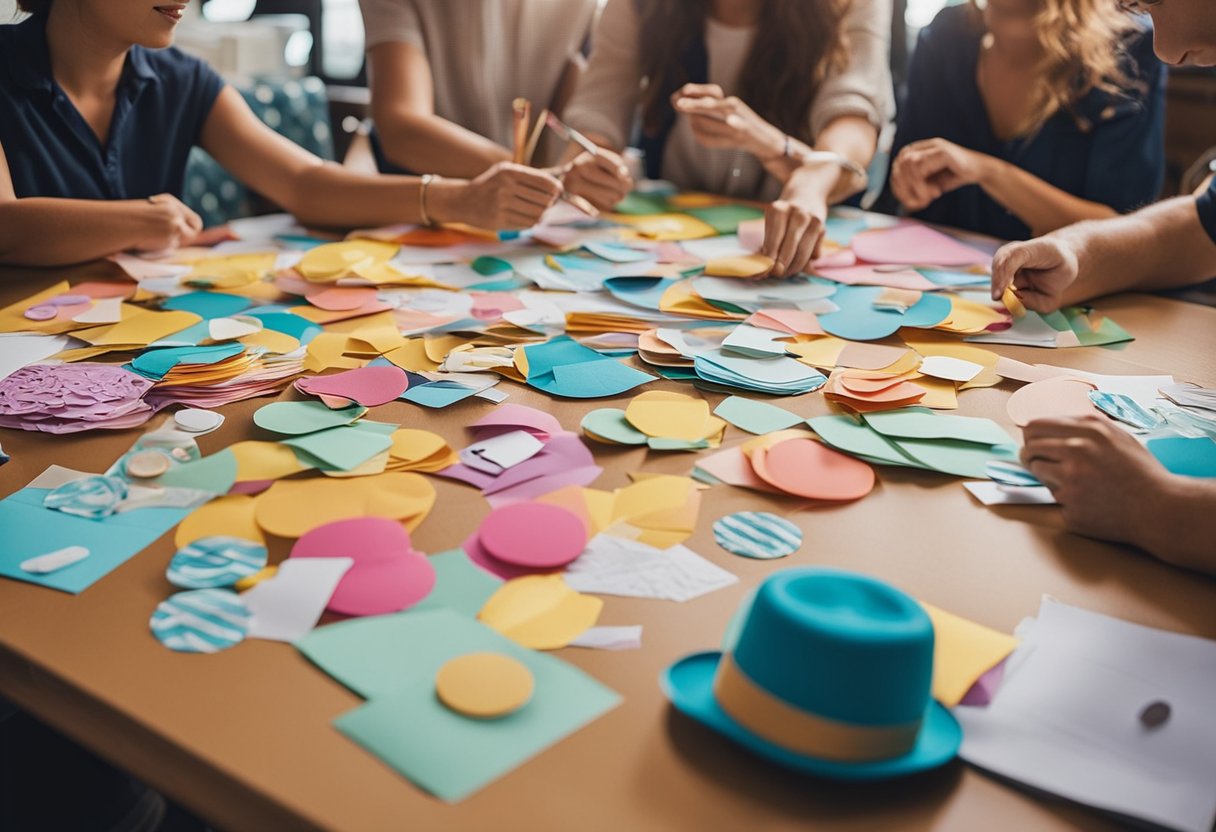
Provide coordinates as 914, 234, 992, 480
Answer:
918, 4, 981, 46
131, 45, 222, 91
1120, 18, 1163, 82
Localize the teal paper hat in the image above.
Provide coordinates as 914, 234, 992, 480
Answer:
661, 568, 962, 780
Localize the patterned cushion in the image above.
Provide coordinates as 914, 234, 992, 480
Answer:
184, 76, 334, 227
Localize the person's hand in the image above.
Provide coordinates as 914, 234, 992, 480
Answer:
891, 138, 992, 212
672, 83, 785, 160
1020, 415, 1172, 550
132, 194, 203, 252
556, 148, 633, 213
760, 198, 826, 279
989, 236, 1081, 313
445, 162, 562, 230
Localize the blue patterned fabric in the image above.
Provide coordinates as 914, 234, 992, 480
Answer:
184, 75, 334, 226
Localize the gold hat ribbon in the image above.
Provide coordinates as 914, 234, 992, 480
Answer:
713, 653, 922, 762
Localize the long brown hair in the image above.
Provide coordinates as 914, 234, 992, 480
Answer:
637, 0, 849, 144
971, 0, 1143, 135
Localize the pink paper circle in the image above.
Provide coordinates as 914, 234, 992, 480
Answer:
290, 517, 435, 616
295, 365, 410, 407
478, 503, 586, 569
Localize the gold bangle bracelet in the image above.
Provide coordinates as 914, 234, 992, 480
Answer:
419, 174, 436, 226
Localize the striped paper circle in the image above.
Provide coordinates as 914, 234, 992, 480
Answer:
167, 536, 268, 589
150, 589, 250, 653
713, 512, 802, 560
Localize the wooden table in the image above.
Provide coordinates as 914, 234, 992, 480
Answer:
2, 261, 1214, 832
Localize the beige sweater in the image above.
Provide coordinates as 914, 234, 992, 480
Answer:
563, 0, 895, 200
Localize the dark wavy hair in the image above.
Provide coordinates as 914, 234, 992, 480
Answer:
637, 0, 850, 144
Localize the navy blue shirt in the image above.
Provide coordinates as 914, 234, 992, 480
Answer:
0, 11, 224, 200
891, 6, 1166, 241
1198, 179, 1216, 245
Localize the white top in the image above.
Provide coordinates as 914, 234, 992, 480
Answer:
563, 0, 895, 200
359, 0, 598, 155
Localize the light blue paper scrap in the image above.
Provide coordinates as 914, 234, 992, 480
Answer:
713, 396, 805, 435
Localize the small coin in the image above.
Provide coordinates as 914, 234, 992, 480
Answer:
1139, 700, 1170, 729
125, 450, 170, 479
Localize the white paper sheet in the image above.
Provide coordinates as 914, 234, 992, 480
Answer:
460, 430, 545, 475
0, 333, 76, 382
963, 482, 1057, 506
563, 535, 738, 602
569, 625, 643, 651
244, 558, 354, 642
955, 599, 1216, 832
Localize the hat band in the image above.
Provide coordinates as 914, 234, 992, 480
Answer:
713, 653, 921, 762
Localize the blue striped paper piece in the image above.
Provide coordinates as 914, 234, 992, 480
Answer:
713, 512, 802, 560
150, 589, 250, 653
167, 536, 268, 589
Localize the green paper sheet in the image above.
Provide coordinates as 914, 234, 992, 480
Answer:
862, 408, 1015, 447
153, 448, 238, 494
714, 396, 805, 435
684, 203, 765, 235
412, 549, 503, 616
283, 425, 393, 471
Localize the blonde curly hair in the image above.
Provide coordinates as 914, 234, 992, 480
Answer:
973, 0, 1145, 136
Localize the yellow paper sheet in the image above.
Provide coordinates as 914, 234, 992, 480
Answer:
229, 440, 312, 482
175, 494, 264, 548
478, 575, 602, 650
703, 254, 775, 279
919, 601, 1018, 707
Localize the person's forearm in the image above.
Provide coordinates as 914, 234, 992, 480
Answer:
800, 115, 877, 204
1138, 476, 1216, 576
977, 157, 1117, 236
1051, 196, 1216, 305
0, 198, 159, 266
376, 111, 511, 178
284, 163, 464, 229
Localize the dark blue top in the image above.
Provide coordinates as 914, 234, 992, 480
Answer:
0, 11, 225, 200
891, 6, 1166, 241
1198, 179, 1216, 245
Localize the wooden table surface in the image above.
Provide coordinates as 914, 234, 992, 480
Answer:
2, 260, 1214, 832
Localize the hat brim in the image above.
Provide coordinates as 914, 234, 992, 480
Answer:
661, 651, 962, 781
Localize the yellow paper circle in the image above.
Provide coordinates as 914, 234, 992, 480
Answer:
435, 652, 534, 719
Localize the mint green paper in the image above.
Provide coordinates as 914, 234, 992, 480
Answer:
862, 408, 1015, 446
252, 401, 367, 435
891, 438, 1020, 478
713, 396, 804, 435
412, 550, 502, 616
807, 415, 923, 469
684, 204, 764, 234
153, 448, 237, 494
299, 610, 621, 803
283, 426, 393, 471
580, 409, 648, 445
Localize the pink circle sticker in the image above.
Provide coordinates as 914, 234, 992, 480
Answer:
478, 503, 587, 569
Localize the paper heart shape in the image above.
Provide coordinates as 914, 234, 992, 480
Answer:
295, 365, 410, 407
290, 516, 435, 615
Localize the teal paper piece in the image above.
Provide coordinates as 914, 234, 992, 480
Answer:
581, 409, 648, 445
43, 475, 128, 518
471, 256, 513, 276
0, 487, 189, 594
1147, 436, 1216, 478
684, 204, 765, 235
523, 337, 654, 399
162, 291, 253, 320
298, 610, 620, 803
283, 425, 394, 471
817, 286, 950, 341
245, 310, 319, 342
713, 396, 804, 435
129, 343, 246, 380
602, 276, 676, 311
167, 537, 268, 589
412, 550, 503, 616
400, 381, 481, 408
918, 269, 989, 288
1088, 391, 1160, 431
823, 214, 869, 246
1062, 308, 1135, 347
154, 448, 238, 494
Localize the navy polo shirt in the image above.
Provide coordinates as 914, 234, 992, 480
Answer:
1198, 179, 1216, 245
890, 5, 1166, 241
0, 11, 225, 200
